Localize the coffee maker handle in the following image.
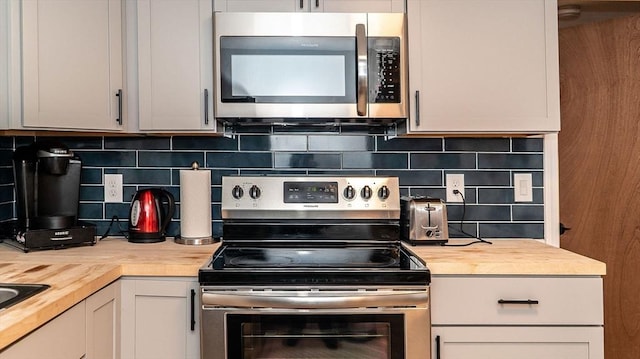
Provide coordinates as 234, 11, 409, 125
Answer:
159, 190, 176, 235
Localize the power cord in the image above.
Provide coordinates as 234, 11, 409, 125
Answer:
444, 189, 492, 247
100, 215, 129, 240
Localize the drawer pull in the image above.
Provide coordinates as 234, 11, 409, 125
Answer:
498, 299, 539, 305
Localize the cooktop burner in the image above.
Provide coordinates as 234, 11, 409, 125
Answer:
217, 246, 401, 269
199, 243, 430, 286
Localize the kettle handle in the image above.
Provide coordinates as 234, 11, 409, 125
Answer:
157, 189, 176, 235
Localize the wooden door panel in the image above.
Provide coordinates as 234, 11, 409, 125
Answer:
558, 14, 640, 359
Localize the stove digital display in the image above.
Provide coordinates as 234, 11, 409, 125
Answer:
283, 182, 338, 203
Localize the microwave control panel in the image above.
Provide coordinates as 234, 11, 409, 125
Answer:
369, 37, 401, 104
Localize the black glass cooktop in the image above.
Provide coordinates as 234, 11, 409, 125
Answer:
199, 244, 430, 286
216, 246, 402, 269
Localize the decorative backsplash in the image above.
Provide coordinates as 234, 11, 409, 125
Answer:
0, 132, 544, 239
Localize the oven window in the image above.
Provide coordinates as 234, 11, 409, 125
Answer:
226, 314, 404, 359
220, 36, 357, 104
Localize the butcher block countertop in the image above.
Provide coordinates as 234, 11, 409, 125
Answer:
409, 239, 606, 276
0, 238, 218, 351
0, 238, 605, 351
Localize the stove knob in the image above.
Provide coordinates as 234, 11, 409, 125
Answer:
361, 185, 372, 200
343, 185, 356, 200
249, 185, 261, 199
378, 185, 390, 200
232, 185, 244, 199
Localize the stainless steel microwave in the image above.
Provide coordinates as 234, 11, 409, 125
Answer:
213, 12, 407, 121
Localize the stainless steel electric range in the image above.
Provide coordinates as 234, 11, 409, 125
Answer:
198, 176, 431, 359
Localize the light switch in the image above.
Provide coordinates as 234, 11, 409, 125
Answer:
514, 173, 533, 202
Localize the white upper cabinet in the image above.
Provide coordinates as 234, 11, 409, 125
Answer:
21, 0, 125, 131
316, 0, 405, 12
0, 2, 8, 129
215, 0, 405, 12
406, 0, 560, 133
137, 0, 217, 132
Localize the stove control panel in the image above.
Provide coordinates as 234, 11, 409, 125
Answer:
221, 176, 400, 219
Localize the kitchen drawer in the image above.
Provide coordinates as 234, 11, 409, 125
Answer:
432, 326, 604, 359
430, 276, 603, 325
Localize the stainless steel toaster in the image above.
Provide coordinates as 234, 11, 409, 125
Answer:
400, 197, 449, 245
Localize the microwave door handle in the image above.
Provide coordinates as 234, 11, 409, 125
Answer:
356, 23, 367, 117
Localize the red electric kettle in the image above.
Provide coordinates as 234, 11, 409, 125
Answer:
128, 188, 175, 243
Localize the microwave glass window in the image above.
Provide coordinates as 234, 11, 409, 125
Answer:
231, 55, 346, 97
220, 36, 356, 104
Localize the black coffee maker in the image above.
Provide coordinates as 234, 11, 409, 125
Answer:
7, 141, 96, 251
13, 141, 81, 229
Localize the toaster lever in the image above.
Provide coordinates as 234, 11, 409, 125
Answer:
420, 205, 439, 237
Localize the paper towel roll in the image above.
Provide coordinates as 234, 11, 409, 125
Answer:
179, 168, 212, 239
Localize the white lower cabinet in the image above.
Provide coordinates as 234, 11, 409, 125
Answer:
0, 281, 120, 359
0, 300, 86, 359
120, 277, 199, 359
86, 280, 121, 359
433, 326, 603, 359
430, 276, 604, 359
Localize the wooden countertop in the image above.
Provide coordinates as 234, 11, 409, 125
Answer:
0, 237, 219, 276
0, 238, 219, 351
408, 239, 606, 276
0, 238, 605, 351
0, 262, 121, 351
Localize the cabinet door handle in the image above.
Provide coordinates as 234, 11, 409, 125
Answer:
414, 90, 420, 126
498, 299, 539, 305
435, 335, 441, 359
190, 289, 196, 331
300, 0, 304, 9
315, 0, 320, 7
204, 89, 209, 125
116, 89, 123, 125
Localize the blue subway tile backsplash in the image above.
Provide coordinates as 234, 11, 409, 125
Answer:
105, 137, 170, 150
444, 137, 511, 152
411, 153, 477, 169
0, 134, 545, 240
241, 135, 308, 151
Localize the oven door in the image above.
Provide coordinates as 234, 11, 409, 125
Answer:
200, 287, 430, 359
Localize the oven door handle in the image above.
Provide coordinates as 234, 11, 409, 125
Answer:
202, 290, 428, 309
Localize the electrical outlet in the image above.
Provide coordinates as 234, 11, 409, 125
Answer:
514, 173, 533, 202
104, 174, 123, 203
446, 174, 465, 203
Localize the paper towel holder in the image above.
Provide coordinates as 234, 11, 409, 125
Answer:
175, 235, 217, 245
175, 161, 216, 245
